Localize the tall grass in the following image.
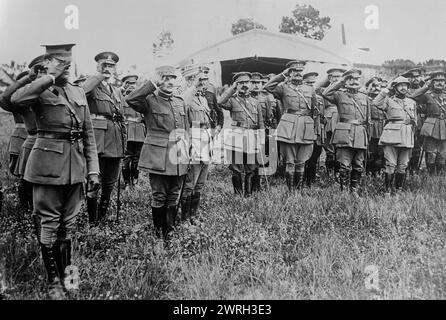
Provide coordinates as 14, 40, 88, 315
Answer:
1, 114, 445, 299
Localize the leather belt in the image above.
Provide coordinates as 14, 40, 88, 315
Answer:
429, 114, 446, 120
28, 130, 38, 135
340, 119, 366, 125
15, 123, 26, 129
91, 113, 124, 122
232, 121, 259, 129
37, 130, 84, 142
285, 109, 311, 116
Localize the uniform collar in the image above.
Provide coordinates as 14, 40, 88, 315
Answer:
158, 89, 173, 100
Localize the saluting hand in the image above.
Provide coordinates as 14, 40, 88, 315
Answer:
46, 60, 70, 79
87, 174, 100, 193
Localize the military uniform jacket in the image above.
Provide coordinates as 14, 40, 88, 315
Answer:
83, 75, 127, 158
411, 86, 446, 140
218, 88, 264, 154
0, 78, 29, 155
183, 87, 213, 163
316, 86, 338, 134
369, 94, 386, 139
264, 73, 316, 145
11, 75, 99, 185
251, 92, 272, 128
373, 90, 416, 148
123, 105, 146, 143
323, 82, 371, 150
204, 90, 224, 129
125, 81, 190, 176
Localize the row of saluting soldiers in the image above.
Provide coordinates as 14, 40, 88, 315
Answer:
1, 43, 446, 299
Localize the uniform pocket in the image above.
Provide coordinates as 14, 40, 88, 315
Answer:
91, 118, 108, 130
379, 123, 402, 144
439, 119, 446, 140
142, 135, 168, 171
420, 117, 437, 137
303, 119, 316, 141
332, 122, 352, 145
31, 139, 65, 177
276, 114, 295, 140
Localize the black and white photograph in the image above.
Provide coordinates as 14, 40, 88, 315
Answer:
0, 0, 445, 306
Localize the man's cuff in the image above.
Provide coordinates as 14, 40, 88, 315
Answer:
149, 79, 157, 90
87, 172, 99, 176
47, 74, 56, 84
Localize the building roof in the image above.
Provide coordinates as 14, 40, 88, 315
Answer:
177, 29, 352, 67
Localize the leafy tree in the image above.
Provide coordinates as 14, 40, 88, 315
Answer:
279, 4, 331, 40
231, 18, 266, 35
152, 30, 175, 58
381, 59, 417, 75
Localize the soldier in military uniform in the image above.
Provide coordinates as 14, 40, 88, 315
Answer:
126, 66, 190, 239
11, 44, 100, 299
121, 74, 146, 188
411, 71, 446, 175
322, 69, 371, 194
0, 79, 27, 176
316, 68, 346, 177
365, 76, 386, 177
303, 72, 325, 187
218, 72, 264, 196
372, 76, 416, 193
264, 61, 317, 190
250, 72, 273, 190
83, 52, 127, 223
180, 71, 213, 223
403, 68, 425, 174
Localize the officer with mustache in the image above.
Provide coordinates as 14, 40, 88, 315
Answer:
411, 70, 446, 175
83, 52, 127, 224
373, 76, 416, 193
264, 60, 317, 191
323, 69, 371, 194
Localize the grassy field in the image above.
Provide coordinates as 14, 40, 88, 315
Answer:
0, 115, 445, 300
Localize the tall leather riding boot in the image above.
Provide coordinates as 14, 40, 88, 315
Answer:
86, 197, 98, 224
164, 206, 177, 240
350, 170, 361, 194
384, 173, 394, 194
54, 239, 72, 290
294, 171, 304, 190
244, 173, 254, 196
339, 169, 350, 192
97, 198, 110, 222
252, 169, 261, 192
40, 243, 65, 300
151, 206, 165, 239
285, 172, 294, 192
427, 164, 437, 176
232, 173, 243, 196
190, 192, 201, 224
180, 196, 191, 222
122, 161, 131, 187
395, 172, 406, 192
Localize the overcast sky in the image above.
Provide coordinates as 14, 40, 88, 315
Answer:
1, 0, 445, 74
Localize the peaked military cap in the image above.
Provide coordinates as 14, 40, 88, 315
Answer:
303, 72, 319, 80
95, 51, 119, 65
42, 43, 75, 60
326, 68, 346, 75
181, 64, 200, 78
391, 76, 410, 87
428, 70, 446, 80
197, 72, 209, 80
28, 54, 46, 69
250, 72, 263, 81
200, 66, 210, 73
342, 68, 362, 79
156, 65, 177, 78
365, 76, 381, 87
232, 71, 251, 83
402, 68, 423, 78
286, 60, 306, 71
121, 74, 138, 83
